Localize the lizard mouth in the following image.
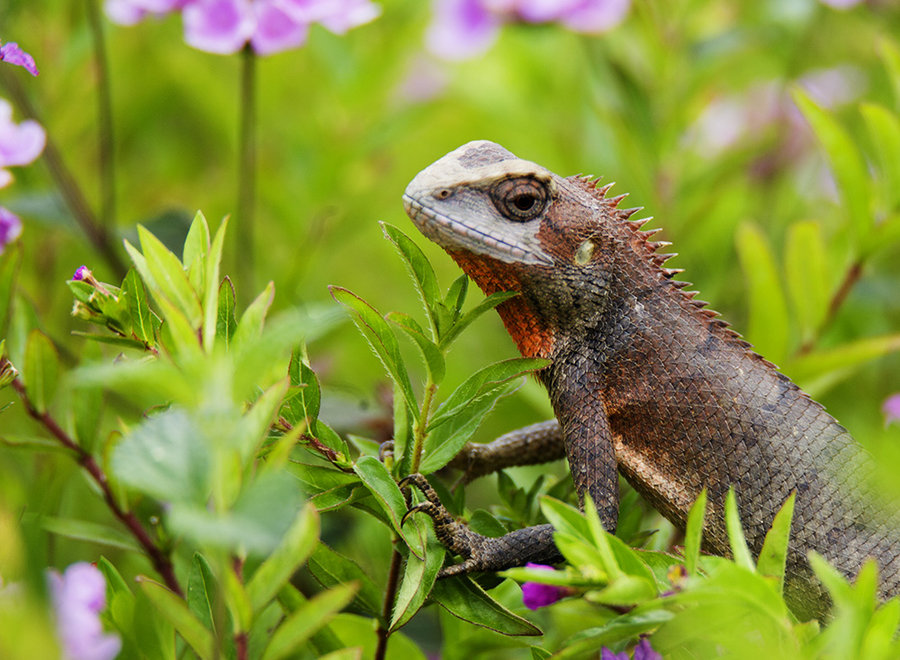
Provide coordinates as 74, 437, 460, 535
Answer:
402, 195, 552, 265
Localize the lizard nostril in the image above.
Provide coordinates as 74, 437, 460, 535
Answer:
435, 188, 453, 200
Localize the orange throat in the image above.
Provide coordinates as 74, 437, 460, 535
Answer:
448, 251, 555, 359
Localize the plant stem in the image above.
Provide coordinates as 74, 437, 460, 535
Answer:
237, 45, 257, 297
0, 67, 127, 278
233, 556, 248, 660
8, 375, 182, 596
374, 544, 403, 660
410, 380, 436, 474
85, 0, 116, 229
797, 259, 864, 356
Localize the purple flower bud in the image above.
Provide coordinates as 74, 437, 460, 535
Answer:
884, 394, 900, 426
521, 562, 566, 610
0, 42, 39, 76
0, 99, 46, 188
49, 562, 122, 660
633, 638, 662, 660
0, 207, 22, 253
72, 265, 91, 281
600, 648, 629, 660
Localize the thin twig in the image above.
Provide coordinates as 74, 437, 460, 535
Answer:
85, 0, 117, 229
0, 67, 127, 278
797, 259, 864, 356
233, 556, 248, 660
374, 544, 403, 660
237, 45, 257, 298
8, 374, 182, 596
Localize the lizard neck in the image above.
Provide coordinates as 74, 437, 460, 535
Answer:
447, 250, 556, 359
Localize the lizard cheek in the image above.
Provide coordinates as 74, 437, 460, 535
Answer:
574, 240, 596, 266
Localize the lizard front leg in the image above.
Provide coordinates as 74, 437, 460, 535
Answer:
401, 474, 561, 575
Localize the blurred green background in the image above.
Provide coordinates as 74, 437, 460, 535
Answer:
2, 0, 900, 611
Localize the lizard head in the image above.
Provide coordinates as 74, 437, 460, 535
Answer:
402, 140, 663, 357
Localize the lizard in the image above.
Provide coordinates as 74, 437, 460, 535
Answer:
399, 139, 900, 620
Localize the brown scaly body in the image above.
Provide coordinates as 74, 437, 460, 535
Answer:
401, 140, 900, 619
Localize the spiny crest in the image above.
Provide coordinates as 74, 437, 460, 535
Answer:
570, 174, 760, 352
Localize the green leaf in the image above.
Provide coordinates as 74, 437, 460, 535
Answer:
551, 609, 673, 660
428, 357, 549, 431
861, 103, 900, 214
736, 223, 790, 364
233, 281, 275, 354
387, 312, 446, 385
353, 456, 425, 557
187, 553, 217, 634
287, 355, 320, 431
23, 330, 60, 414
756, 492, 795, 595
138, 577, 214, 660
381, 223, 441, 337
262, 583, 358, 660
138, 225, 203, 326
169, 471, 303, 555
121, 269, 155, 345
203, 216, 228, 350
879, 38, 900, 116
112, 408, 211, 504
684, 489, 707, 576
390, 531, 444, 630
246, 503, 319, 614
308, 544, 383, 618
786, 333, 900, 397
439, 290, 519, 350
785, 221, 829, 344
0, 245, 21, 336
445, 274, 468, 315
216, 277, 238, 348
155, 295, 203, 358
0, 434, 76, 454
330, 286, 419, 419
792, 89, 871, 249
724, 488, 755, 571
431, 578, 541, 636
182, 210, 210, 288
236, 377, 289, 461
38, 515, 141, 552
70, 332, 147, 350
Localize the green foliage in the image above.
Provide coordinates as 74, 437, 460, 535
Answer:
2, 1, 900, 657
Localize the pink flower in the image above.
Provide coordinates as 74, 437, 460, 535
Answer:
0, 42, 39, 76
107, 0, 380, 55
0, 99, 46, 189
48, 563, 121, 660
601, 649, 629, 660
633, 638, 662, 660
0, 207, 22, 253
884, 394, 900, 426
72, 265, 91, 281
819, 0, 862, 7
426, 0, 630, 60
183, 0, 257, 54
520, 562, 567, 610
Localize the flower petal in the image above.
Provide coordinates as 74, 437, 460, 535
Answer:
558, 0, 630, 33
884, 394, 900, 426
252, 0, 308, 54
426, 0, 501, 61
0, 100, 46, 168
0, 207, 23, 252
104, 0, 150, 25
0, 42, 40, 76
317, 0, 382, 34
633, 638, 662, 660
183, 0, 256, 54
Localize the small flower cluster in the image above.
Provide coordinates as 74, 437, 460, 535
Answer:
602, 638, 662, 660
48, 563, 121, 660
884, 394, 900, 426
105, 0, 381, 55
426, 0, 630, 61
0, 42, 45, 253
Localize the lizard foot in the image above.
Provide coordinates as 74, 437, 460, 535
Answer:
400, 473, 562, 576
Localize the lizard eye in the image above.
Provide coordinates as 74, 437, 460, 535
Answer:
491, 177, 549, 222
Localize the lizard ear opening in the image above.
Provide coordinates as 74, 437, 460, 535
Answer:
490, 177, 549, 222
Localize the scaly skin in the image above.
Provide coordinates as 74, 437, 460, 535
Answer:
401, 140, 900, 619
